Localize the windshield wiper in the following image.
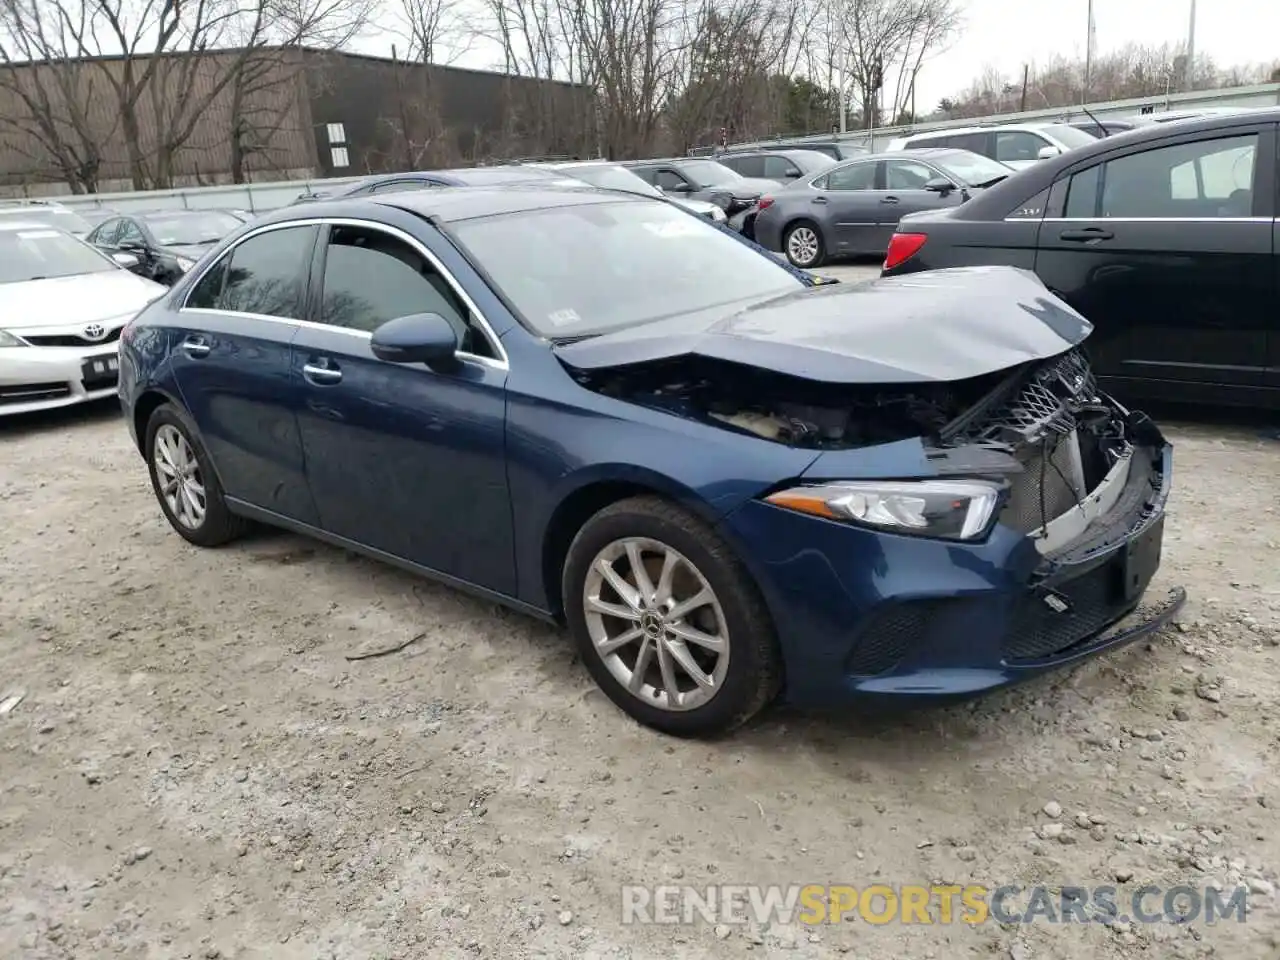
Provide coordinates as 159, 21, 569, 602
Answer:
975, 174, 1009, 188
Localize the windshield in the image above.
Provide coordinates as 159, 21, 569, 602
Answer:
141, 212, 242, 245
0, 207, 93, 234
935, 151, 1016, 186
561, 164, 662, 198
450, 199, 803, 338
677, 159, 742, 188
0, 227, 116, 283
1042, 124, 1100, 150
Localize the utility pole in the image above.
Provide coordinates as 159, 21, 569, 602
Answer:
836, 0, 846, 134
1083, 0, 1095, 103
1020, 64, 1029, 112
1185, 0, 1197, 90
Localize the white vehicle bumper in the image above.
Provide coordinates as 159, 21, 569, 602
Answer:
0, 344, 122, 416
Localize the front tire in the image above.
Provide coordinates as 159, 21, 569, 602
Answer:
145, 403, 249, 547
562, 496, 782, 738
783, 221, 825, 268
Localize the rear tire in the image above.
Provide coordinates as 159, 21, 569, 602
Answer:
783, 221, 825, 268
145, 403, 249, 548
562, 496, 782, 738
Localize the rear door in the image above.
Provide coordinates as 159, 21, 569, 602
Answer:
814, 160, 882, 254
1269, 125, 1280, 393
1034, 123, 1276, 402
170, 223, 321, 523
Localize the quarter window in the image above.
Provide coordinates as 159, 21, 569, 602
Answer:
185, 225, 315, 318
1099, 134, 1257, 218
1064, 165, 1102, 218
318, 225, 494, 358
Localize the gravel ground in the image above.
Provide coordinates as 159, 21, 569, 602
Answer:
2, 392, 1279, 960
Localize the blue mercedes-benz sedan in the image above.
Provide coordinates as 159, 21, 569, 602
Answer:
117, 184, 1185, 737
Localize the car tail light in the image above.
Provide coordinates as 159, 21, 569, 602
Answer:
757, 196, 774, 211
883, 232, 927, 271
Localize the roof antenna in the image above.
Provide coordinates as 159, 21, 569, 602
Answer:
1079, 104, 1108, 137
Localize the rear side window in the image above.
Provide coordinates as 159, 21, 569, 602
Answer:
904, 134, 943, 149
824, 162, 877, 190
762, 155, 801, 179
185, 225, 315, 318
949, 132, 990, 154
727, 155, 766, 178
994, 131, 1049, 163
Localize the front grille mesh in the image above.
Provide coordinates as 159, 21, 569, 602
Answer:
960, 348, 1098, 446
0, 382, 70, 405
1005, 564, 1130, 661
24, 327, 123, 347
1001, 433, 1084, 533
845, 600, 955, 676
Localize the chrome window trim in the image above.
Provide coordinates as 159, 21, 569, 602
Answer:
178, 216, 509, 370
1003, 216, 1274, 223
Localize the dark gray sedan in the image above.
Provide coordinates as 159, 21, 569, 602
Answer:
753, 148, 1014, 268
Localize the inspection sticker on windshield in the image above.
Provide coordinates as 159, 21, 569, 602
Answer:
547, 308, 581, 327
642, 220, 701, 239
17, 230, 59, 239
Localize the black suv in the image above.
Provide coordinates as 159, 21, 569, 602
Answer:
880, 109, 1280, 410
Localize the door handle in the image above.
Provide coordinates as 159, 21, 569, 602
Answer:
1059, 227, 1114, 242
180, 337, 210, 358
881, 196, 900, 204
811, 196, 828, 204
302, 361, 342, 385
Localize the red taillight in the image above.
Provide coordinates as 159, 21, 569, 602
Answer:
883, 232, 927, 271
757, 196, 774, 211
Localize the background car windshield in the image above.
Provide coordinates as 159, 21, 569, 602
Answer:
451, 200, 804, 338
935, 151, 1014, 185
0, 207, 93, 234
563, 165, 662, 198
0, 228, 115, 283
142, 212, 243, 244
679, 160, 742, 187
1042, 124, 1099, 150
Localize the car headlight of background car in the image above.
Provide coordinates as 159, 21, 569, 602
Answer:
765, 479, 1004, 541
0, 330, 27, 348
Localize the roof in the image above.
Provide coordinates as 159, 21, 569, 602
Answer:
0, 219, 70, 232
263, 184, 653, 226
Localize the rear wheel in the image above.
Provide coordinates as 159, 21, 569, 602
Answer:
562, 496, 782, 737
145, 404, 249, 547
783, 221, 825, 268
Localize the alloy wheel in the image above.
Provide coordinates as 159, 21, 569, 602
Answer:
786, 226, 820, 266
581, 537, 730, 712
153, 424, 206, 530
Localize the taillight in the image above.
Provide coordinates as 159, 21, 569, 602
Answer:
883, 232, 927, 271
757, 196, 774, 211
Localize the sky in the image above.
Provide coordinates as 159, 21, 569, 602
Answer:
358, 0, 1280, 111
912, 0, 1280, 108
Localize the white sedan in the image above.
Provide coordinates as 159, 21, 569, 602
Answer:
0, 222, 167, 416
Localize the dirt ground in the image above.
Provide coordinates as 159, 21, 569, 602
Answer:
2, 397, 1279, 960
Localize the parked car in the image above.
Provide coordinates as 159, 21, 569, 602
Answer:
753, 148, 1015, 268
87, 209, 246, 285
880, 108, 1277, 409
523, 159, 727, 222
118, 183, 1181, 736
1069, 119, 1138, 137
76, 206, 125, 228
0, 199, 95, 237
624, 157, 776, 223
716, 149, 836, 183
887, 123, 1099, 169
724, 140, 869, 162
0, 221, 165, 415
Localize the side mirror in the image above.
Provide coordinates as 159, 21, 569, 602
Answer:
923, 177, 956, 194
1037, 145, 1061, 160
112, 252, 141, 270
370, 312, 459, 366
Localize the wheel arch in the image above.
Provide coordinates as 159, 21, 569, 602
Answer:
131, 387, 181, 455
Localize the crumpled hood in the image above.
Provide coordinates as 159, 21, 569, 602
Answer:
1, 270, 167, 330
554, 266, 1093, 384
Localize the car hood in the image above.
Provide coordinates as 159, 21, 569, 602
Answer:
554, 266, 1092, 384
0, 270, 167, 329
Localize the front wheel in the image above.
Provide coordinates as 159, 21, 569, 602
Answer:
562, 496, 782, 738
783, 222, 825, 268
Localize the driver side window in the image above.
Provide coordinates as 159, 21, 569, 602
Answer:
118, 220, 145, 245
655, 170, 688, 192
885, 159, 936, 190
318, 225, 496, 359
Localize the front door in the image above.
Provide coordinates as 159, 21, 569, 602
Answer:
876, 158, 962, 249
169, 223, 321, 524
290, 221, 515, 594
1034, 125, 1275, 401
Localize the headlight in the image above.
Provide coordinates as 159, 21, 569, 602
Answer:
0, 330, 26, 347
765, 479, 1003, 541
175, 256, 196, 272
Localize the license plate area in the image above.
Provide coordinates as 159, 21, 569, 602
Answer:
81, 354, 119, 389
1119, 515, 1164, 603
